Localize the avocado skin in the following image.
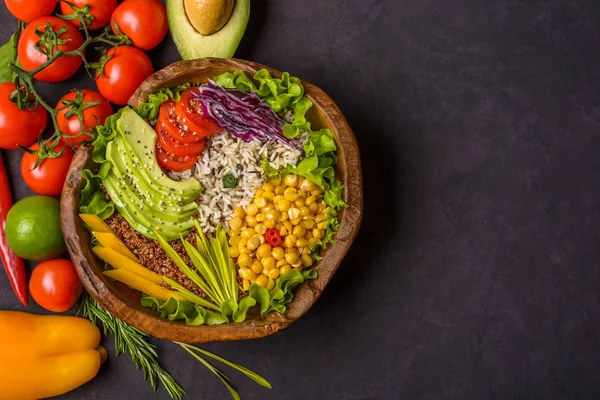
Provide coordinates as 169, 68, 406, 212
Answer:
167, 0, 250, 59
103, 108, 202, 241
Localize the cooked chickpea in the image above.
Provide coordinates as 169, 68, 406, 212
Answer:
274, 185, 285, 195
261, 256, 276, 270
255, 224, 267, 235
238, 253, 252, 268
277, 199, 291, 212
230, 247, 239, 258
292, 225, 306, 237
229, 217, 243, 231
312, 228, 324, 239
267, 268, 280, 279
255, 213, 265, 222
247, 237, 260, 250
265, 209, 281, 221
246, 203, 259, 216
241, 228, 256, 239
262, 183, 275, 192
267, 277, 275, 291
296, 238, 308, 248
234, 206, 245, 219
284, 234, 297, 248
257, 243, 272, 258
251, 260, 263, 274
288, 207, 301, 220
294, 198, 305, 208
284, 187, 299, 201
256, 274, 269, 288
302, 254, 313, 267
272, 247, 285, 260
264, 219, 276, 229
300, 219, 315, 230
283, 174, 299, 187
285, 251, 299, 264
280, 264, 292, 275
273, 195, 283, 205
300, 206, 312, 218
254, 197, 267, 208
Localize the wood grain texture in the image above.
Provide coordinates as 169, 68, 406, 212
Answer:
61, 58, 362, 344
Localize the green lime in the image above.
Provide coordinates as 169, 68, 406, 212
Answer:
5, 196, 66, 261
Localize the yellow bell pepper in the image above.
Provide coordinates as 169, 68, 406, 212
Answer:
0, 311, 106, 400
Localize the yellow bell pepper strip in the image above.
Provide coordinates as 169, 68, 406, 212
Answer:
93, 246, 162, 284
0, 311, 106, 400
92, 232, 139, 263
103, 269, 188, 302
79, 213, 112, 233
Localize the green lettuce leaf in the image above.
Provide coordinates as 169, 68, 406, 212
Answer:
134, 83, 191, 121
141, 295, 229, 326
80, 162, 114, 220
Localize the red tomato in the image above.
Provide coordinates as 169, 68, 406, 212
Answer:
29, 259, 83, 312
56, 89, 113, 147
158, 100, 207, 144
176, 89, 222, 136
95, 46, 154, 105
156, 145, 198, 172
158, 130, 205, 157
60, 0, 118, 30
4, 0, 55, 22
21, 142, 74, 196
18, 16, 85, 83
110, 0, 168, 51
0, 82, 48, 150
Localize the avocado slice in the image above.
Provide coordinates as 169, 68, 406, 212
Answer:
167, 0, 250, 59
116, 108, 203, 197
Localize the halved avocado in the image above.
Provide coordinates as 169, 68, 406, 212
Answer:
167, 0, 250, 59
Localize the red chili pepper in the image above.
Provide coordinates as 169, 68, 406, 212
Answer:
264, 228, 283, 247
0, 152, 28, 306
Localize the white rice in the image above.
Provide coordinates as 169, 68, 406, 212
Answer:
183, 131, 307, 234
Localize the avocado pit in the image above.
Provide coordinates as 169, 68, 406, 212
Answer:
184, 0, 234, 35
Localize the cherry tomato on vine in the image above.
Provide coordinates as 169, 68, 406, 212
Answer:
4, 0, 56, 23
95, 46, 154, 105
18, 16, 85, 83
110, 0, 168, 51
60, 0, 118, 30
29, 259, 83, 312
56, 89, 113, 147
21, 142, 74, 196
0, 82, 48, 150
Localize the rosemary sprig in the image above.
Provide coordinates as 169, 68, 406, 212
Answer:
78, 292, 186, 400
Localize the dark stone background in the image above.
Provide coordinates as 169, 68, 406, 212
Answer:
1, 0, 600, 399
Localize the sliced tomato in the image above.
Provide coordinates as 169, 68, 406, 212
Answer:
158, 100, 207, 144
156, 145, 198, 172
158, 130, 205, 157
175, 89, 222, 136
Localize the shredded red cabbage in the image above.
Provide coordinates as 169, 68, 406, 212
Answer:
193, 81, 303, 151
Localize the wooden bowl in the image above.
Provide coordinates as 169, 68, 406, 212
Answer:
61, 58, 362, 344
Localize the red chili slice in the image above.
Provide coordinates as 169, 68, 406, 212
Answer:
156, 144, 198, 172
264, 228, 283, 247
158, 99, 207, 144
176, 88, 222, 137
158, 129, 205, 157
